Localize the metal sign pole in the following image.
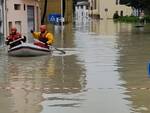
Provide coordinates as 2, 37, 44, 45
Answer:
61, 0, 63, 27
60, 0, 65, 84
60, 0, 64, 48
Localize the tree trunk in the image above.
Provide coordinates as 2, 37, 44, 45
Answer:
41, 0, 47, 24
63, 0, 65, 17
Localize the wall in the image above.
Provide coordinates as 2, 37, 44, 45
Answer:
89, 0, 132, 19
39, 0, 73, 24
6, 0, 40, 37
0, 0, 4, 34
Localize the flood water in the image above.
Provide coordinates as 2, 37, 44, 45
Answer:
0, 20, 150, 113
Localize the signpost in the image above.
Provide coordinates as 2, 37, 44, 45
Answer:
148, 62, 150, 77
48, 13, 61, 24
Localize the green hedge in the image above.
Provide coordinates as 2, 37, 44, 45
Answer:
116, 16, 139, 22
144, 16, 150, 23
115, 15, 150, 23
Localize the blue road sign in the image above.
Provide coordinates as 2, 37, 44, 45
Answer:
48, 14, 61, 24
148, 62, 150, 77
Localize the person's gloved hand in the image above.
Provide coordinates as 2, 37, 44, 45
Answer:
46, 42, 52, 46
45, 42, 48, 46
22, 36, 26, 42
30, 30, 34, 33
5, 40, 9, 45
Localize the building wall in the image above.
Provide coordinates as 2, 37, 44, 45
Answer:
89, 0, 132, 19
40, 0, 61, 23
6, 0, 40, 37
116, 4, 132, 17
0, 0, 4, 34
39, 0, 73, 24
75, 5, 89, 19
64, 0, 73, 23
0, 0, 5, 46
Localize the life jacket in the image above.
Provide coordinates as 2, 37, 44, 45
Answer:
33, 41, 48, 48
7, 32, 21, 41
39, 31, 48, 44
33, 31, 49, 48
7, 33, 22, 48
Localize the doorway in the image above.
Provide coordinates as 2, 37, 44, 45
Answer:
27, 5, 35, 42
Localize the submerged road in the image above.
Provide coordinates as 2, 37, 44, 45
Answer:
0, 20, 150, 113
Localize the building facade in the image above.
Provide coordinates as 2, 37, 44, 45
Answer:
5, 0, 41, 38
0, 0, 4, 35
39, 0, 73, 24
75, 1, 89, 20
89, 0, 132, 19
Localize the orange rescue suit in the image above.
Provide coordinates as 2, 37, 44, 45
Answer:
32, 31, 54, 45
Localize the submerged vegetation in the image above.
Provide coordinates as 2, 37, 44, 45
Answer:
118, 0, 150, 23
114, 15, 150, 23
117, 16, 139, 22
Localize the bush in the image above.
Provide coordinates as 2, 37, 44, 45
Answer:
115, 15, 150, 23
144, 15, 150, 23
117, 16, 139, 22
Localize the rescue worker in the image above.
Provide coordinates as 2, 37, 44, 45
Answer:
5, 27, 26, 48
30, 25, 54, 48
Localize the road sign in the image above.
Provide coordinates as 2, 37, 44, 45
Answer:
48, 14, 61, 24
148, 62, 150, 77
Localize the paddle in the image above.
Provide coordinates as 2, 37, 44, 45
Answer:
6, 36, 26, 45
34, 39, 66, 54
51, 46, 66, 54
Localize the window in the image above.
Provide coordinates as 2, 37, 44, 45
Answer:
8, 22, 12, 34
27, 6, 35, 32
86, 6, 88, 10
94, 0, 96, 9
24, 4, 26, 11
116, 0, 118, 5
105, 8, 108, 12
14, 4, 21, 10
120, 11, 123, 16
36, 7, 40, 31
15, 21, 21, 33
0, 9, 1, 21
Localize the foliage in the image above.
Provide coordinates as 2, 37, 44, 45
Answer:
115, 15, 150, 23
144, 15, 150, 23
120, 0, 150, 14
120, 0, 143, 9
117, 16, 139, 22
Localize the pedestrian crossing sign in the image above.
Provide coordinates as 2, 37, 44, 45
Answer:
48, 14, 61, 24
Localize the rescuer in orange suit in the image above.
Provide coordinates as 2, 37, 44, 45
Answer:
30, 25, 54, 48
5, 27, 26, 48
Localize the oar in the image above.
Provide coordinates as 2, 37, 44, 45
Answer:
34, 39, 66, 54
52, 46, 66, 54
8, 36, 26, 45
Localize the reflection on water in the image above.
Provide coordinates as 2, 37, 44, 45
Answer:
0, 46, 86, 113
116, 23, 150, 113
1, 19, 150, 113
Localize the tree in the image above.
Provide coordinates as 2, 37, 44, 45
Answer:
140, 0, 150, 14
120, 0, 150, 14
120, 0, 143, 9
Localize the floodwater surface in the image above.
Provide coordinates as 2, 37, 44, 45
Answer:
0, 20, 150, 113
